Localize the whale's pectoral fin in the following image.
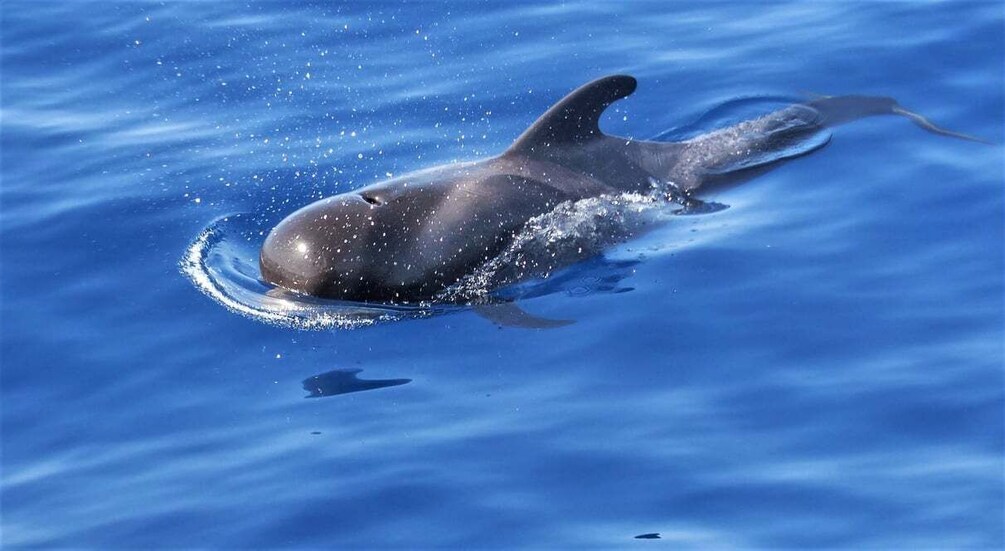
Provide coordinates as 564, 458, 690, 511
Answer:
472, 302, 575, 329
507, 75, 637, 154
656, 180, 730, 214
673, 197, 729, 215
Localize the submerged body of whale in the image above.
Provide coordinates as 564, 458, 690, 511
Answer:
260, 75, 979, 305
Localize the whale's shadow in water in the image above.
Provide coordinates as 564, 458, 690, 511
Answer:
302, 369, 411, 398
295, 257, 643, 396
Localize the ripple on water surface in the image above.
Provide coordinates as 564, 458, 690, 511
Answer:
180, 214, 437, 329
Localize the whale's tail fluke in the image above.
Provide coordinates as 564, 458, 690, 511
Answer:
808, 94, 989, 144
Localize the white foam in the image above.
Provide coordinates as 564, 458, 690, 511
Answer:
441, 188, 677, 302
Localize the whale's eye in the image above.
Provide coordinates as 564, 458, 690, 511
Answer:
359, 192, 383, 206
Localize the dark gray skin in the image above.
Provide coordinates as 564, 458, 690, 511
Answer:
260, 75, 980, 303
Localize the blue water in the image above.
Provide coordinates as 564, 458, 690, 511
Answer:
3, 1, 1003, 547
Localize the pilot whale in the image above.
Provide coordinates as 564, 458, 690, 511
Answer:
260, 75, 980, 304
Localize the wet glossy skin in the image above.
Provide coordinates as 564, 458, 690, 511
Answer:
260, 160, 576, 301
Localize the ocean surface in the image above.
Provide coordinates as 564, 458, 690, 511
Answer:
2, 2, 1003, 548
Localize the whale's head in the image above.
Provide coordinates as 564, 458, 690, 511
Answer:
260, 172, 467, 302
260, 191, 385, 300
259, 164, 550, 303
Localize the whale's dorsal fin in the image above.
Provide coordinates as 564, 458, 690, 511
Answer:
472, 302, 574, 329
507, 75, 637, 154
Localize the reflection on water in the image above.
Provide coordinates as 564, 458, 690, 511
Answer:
302, 369, 411, 398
